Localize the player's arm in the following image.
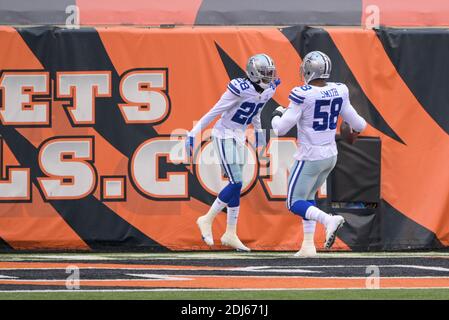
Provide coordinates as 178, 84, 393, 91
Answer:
189, 89, 239, 137
339, 104, 366, 145
254, 78, 281, 146
339, 85, 367, 134
340, 104, 366, 133
271, 88, 305, 136
271, 101, 302, 136
186, 87, 240, 157
337, 85, 366, 143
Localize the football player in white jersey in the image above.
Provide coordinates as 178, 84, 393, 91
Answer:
186, 54, 279, 251
271, 51, 367, 256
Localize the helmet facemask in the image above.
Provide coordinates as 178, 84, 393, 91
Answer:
257, 66, 277, 89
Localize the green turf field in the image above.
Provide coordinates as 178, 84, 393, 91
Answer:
1, 289, 449, 300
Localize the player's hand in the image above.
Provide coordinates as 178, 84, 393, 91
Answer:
271, 106, 286, 119
340, 121, 359, 144
185, 135, 194, 158
274, 78, 281, 87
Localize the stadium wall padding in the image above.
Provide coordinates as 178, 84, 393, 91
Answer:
0, 25, 447, 251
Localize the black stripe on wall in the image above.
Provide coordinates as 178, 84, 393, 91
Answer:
376, 27, 449, 136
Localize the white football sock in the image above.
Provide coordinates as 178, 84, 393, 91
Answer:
303, 219, 316, 234
226, 206, 240, 235
203, 198, 226, 222
305, 206, 331, 226
302, 220, 316, 246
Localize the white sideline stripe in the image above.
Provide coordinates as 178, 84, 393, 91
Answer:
231, 265, 449, 272
125, 274, 193, 281
0, 275, 17, 279
229, 266, 321, 273
389, 265, 449, 272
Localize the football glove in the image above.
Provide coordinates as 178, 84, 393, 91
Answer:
274, 78, 281, 87
271, 106, 286, 119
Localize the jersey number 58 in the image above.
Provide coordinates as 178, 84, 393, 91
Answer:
313, 97, 343, 131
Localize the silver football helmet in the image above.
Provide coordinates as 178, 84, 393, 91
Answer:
246, 53, 277, 89
300, 51, 332, 84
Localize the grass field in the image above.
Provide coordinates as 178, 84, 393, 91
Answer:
1, 289, 449, 300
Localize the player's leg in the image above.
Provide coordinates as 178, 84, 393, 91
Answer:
296, 157, 337, 257
288, 156, 345, 250
196, 137, 248, 250
297, 195, 317, 257
306, 156, 344, 249
286, 160, 319, 256
196, 137, 236, 245
219, 139, 250, 251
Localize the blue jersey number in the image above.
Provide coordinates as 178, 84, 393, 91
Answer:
300, 85, 312, 91
235, 78, 250, 91
312, 97, 343, 131
231, 102, 264, 125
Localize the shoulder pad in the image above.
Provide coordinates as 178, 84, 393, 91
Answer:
228, 78, 254, 97
337, 83, 349, 96
227, 79, 242, 97
288, 87, 307, 105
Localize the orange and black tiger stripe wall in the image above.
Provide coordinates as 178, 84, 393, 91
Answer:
0, 25, 447, 251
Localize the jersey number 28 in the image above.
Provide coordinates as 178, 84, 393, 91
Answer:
313, 97, 343, 131
231, 102, 264, 125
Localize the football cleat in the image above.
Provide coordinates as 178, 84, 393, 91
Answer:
196, 215, 214, 246
294, 245, 317, 258
324, 215, 345, 249
220, 233, 251, 252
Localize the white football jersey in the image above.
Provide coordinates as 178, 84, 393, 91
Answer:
190, 78, 276, 144
272, 82, 366, 161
